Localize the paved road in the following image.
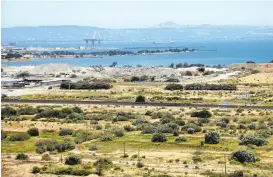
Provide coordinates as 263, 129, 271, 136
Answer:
2, 99, 273, 110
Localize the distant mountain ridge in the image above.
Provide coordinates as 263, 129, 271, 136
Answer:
2, 23, 273, 42
152, 21, 182, 28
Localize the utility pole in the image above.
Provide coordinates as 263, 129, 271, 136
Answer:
60, 145, 63, 163
69, 80, 71, 90
123, 141, 126, 158
224, 155, 227, 174
85, 121, 88, 141
138, 147, 140, 162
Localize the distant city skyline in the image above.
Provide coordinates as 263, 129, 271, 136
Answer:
2, 1, 273, 28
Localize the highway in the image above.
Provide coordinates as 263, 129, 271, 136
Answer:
2, 99, 273, 110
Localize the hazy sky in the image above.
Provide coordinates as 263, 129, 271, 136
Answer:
2, 1, 273, 28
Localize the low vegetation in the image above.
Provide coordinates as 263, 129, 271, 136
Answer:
60, 81, 112, 90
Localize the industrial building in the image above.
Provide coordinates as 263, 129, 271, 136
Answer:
1, 78, 25, 88
1, 78, 70, 88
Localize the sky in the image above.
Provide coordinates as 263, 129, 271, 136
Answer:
2, 1, 273, 28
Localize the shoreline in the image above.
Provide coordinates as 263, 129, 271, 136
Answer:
1, 58, 32, 62
31, 50, 197, 59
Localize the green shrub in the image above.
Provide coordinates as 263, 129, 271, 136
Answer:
239, 135, 268, 146
72, 106, 83, 113
192, 155, 202, 163
73, 131, 94, 144
141, 125, 157, 134
123, 125, 135, 132
68, 113, 85, 120
230, 150, 259, 163
181, 123, 202, 133
41, 153, 51, 161
175, 136, 188, 142
59, 129, 74, 136
1, 106, 17, 117
229, 170, 244, 177
32, 166, 40, 174
35, 109, 66, 119
160, 114, 175, 124
17, 106, 38, 115
96, 124, 103, 130
197, 67, 205, 72
53, 167, 92, 176
27, 127, 39, 136
156, 123, 179, 133
184, 83, 236, 90
165, 84, 183, 90
60, 81, 112, 90
111, 127, 124, 137
175, 118, 185, 126
191, 110, 212, 118
100, 134, 114, 141
205, 132, 220, 144
35, 139, 59, 153
132, 118, 149, 125
136, 161, 144, 168
131, 76, 140, 82
165, 78, 179, 82
65, 154, 82, 165
58, 138, 75, 152
94, 158, 113, 176
151, 133, 167, 142
1, 130, 7, 140
61, 107, 74, 114
187, 128, 195, 134
89, 145, 98, 151
9, 133, 30, 141
15, 153, 29, 160
135, 95, 145, 102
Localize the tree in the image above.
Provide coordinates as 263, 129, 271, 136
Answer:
246, 61, 255, 64
197, 67, 205, 72
94, 158, 113, 176
16, 71, 30, 78
110, 62, 118, 67
135, 95, 145, 102
151, 133, 167, 142
169, 63, 174, 68
230, 150, 259, 163
205, 132, 220, 144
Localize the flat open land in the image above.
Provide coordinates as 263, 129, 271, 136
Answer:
1, 63, 273, 177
